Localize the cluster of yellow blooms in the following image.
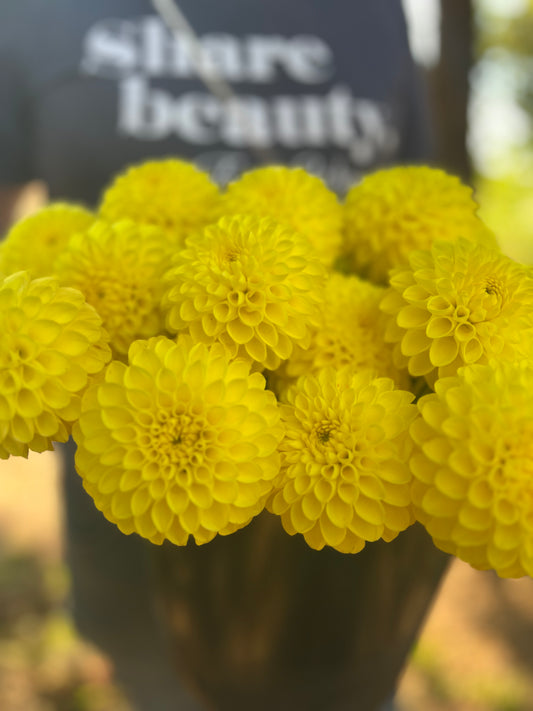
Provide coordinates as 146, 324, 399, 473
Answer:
2, 159, 533, 578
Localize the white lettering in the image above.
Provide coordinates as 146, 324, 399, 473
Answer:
201, 35, 243, 82
174, 93, 221, 143
81, 17, 335, 84
285, 36, 334, 83
118, 75, 171, 139
245, 35, 286, 83
300, 96, 328, 145
141, 16, 171, 75
271, 97, 301, 148
117, 77, 397, 166
221, 98, 273, 147
170, 32, 195, 77
327, 86, 356, 146
81, 19, 137, 78
349, 100, 389, 164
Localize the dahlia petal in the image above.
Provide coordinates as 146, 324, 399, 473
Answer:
422, 437, 451, 464
486, 544, 518, 572
131, 486, 152, 517
111, 490, 133, 520
135, 509, 158, 540
381, 504, 413, 532
245, 337, 267, 364
166, 522, 190, 546
358, 474, 385, 500
426, 317, 454, 339
493, 497, 519, 526
229, 441, 259, 461
152, 498, 174, 532
101, 407, 134, 429
100, 447, 126, 467
166, 485, 189, 515
26, 320, 61, 345
16, 389, 42, 419
301, 492, 323, 520
356, 496, 385, 526
397, 306, 429, 329
408, 351, 434, 376
319, 515, 347, 547
98, 468, 123, 496
302, 521, 326, 550
290, 499, 315, 533
430, 336, 459, 367
326, 497, 353, 528
180, 504, 200, 534
120, 468, 143, 491
227, 318, 254, 345
35, 410, 61, 438
467, 478, 493, 508
422, 488, 459, 518
462, 337, 484, 364
256, 321, 279, 348
180, 299, 199, 322
11, 415, 34, 443
0, 394, 14, 420
189, 483, 213, 509
434, 470, 469, 499
493, 523, 521, 551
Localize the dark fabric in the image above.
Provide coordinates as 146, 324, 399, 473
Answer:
0, 0, 430, 202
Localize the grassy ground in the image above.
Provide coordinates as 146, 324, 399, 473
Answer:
1, 451, 533, 711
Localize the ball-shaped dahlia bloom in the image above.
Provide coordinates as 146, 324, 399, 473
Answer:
73, 336, 283, 546
99, 159, 221, 245
163, 215, 326, 371
0, 203, 94, 278
268, 367, 417, 554
55, 219, 171, 358
0, 271, 111, 458
342, 165, 497, 284
280, 273, 411, 390
411, 362, 533, 578
220, 166, 343, 266
381, 239, 533, 385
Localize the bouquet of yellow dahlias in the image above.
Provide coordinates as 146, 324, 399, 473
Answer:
2, 158, 533, 582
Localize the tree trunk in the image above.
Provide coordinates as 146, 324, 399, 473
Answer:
427, 0, 473, 182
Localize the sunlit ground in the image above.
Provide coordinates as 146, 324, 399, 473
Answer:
0, 452, 131, 711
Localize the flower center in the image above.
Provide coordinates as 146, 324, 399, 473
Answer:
314, 420, 337, 444
149, 410, 209, 468
484, 277, 504, 298
481, 276, 508, 317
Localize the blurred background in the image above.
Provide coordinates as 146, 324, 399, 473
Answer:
1, 1, 533, 709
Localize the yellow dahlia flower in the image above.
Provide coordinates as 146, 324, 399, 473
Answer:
163, 215, 326, 371
0, 271, 111, 459
342, 165, 497, 284
0, 203, 94, 278
220, 166, 343, 266
281, 273, 411, 390
411, 362, 533, 578
55, 219, 170, 358
381, 239, 533, 384
73, 336, 283, 546
268, 367, 417, 554
99, 159, 221, 245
